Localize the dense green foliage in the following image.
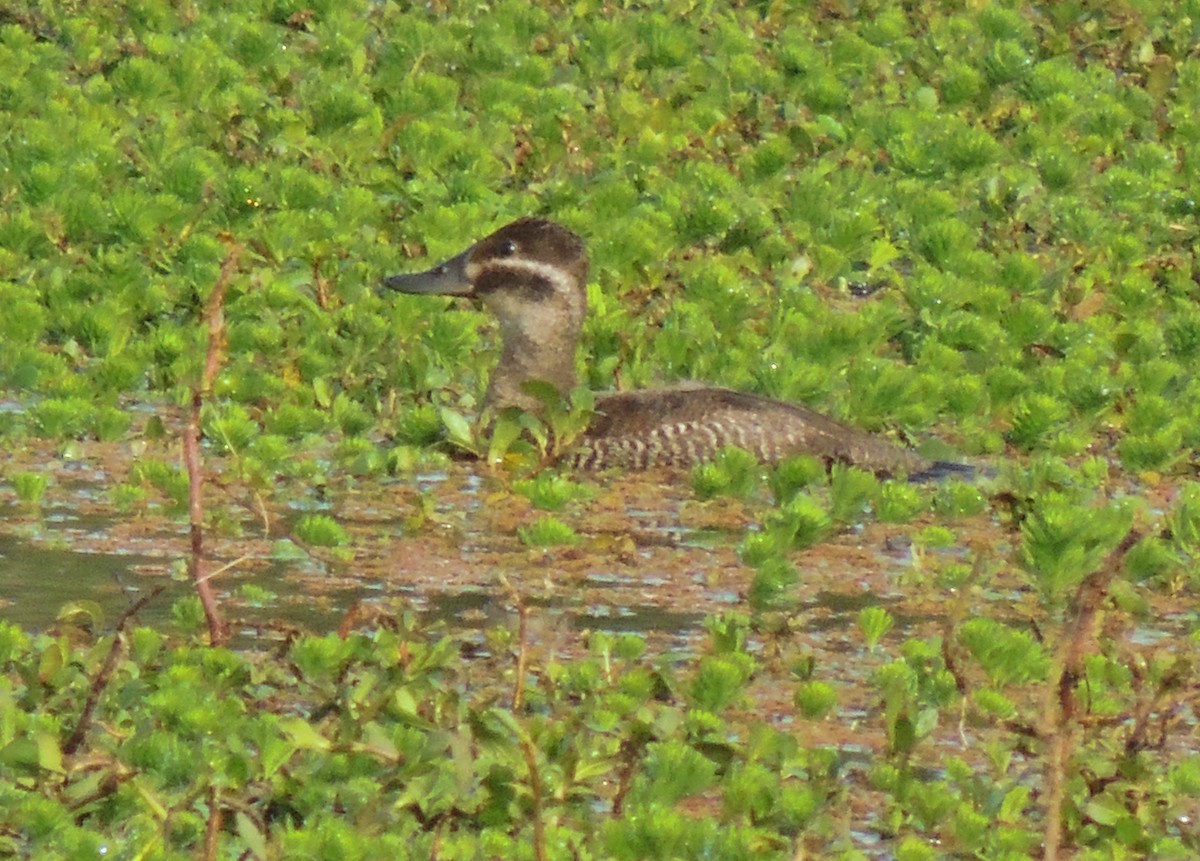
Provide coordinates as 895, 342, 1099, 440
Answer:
0, 0, 1197, 467
0, 613, 843, 860
2, 0, 1200, 858
2, 598, 1198, 859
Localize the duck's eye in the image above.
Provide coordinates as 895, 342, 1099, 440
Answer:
499, 239, 518, 257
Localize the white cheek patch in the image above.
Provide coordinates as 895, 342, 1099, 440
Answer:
489, 257, 576, 295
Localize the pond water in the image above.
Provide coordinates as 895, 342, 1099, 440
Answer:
3, 435, 1198, 854
0, 440, 935, 657
0, 450, 753, 651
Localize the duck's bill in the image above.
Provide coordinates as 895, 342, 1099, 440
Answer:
381, 247, 474, 296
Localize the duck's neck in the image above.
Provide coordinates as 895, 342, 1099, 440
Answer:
484, 296, 583, 414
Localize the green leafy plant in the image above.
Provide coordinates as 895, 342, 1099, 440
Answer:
876, 480, 928, 523
11, 471, 48, 506
294, 514, 350, 548
511, 471, 593, 511
934, 480, 987, 518
858, 606, 895, 650
1, 2, 1200, 858
829, 465, 878, 524
130, 460, 190, 510
691, 446, 761, 500
1018, 498, 1133, 601
516, 515, 579, 547
794, 680, 838, 719
768, 455, 825, 504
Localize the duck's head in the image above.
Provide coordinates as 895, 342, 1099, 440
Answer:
382, 217, 589, 412
383, 217, 587, 312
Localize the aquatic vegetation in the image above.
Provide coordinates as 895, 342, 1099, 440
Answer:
10, 472, 47, 508
517, 514, 579, 547
875, 480, 928, 523
512, 471, 594, 512
857, 606, 895, 651
691, 446, 762, 501
294, 514, 350, 550
0, 0, 1198, 858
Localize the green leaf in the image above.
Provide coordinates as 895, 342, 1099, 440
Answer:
689, 655, 753, 712
516, 515, 578, 547
793, 681, 837, 719
280, 717, 331, 752
857, 607, 894, 649
1084, 793, 1128, 827
439, 406, 478, 453
486, 409, 525, 465
998, 785, 1031, 823
639, 739, 718, 805
236, 811, 267, 859
294, 514, 349, 548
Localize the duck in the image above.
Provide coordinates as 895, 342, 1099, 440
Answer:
382, 217, 962, 477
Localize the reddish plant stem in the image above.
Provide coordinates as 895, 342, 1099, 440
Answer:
185, 244, 240, 646
62, 585, 165, 756
512, 599, 530, 713
204, 784, 222, 861
1042, 529, 1139, 861
515, 728, 548, 861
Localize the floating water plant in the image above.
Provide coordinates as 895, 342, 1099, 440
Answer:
511, 471, 593, 511
131, 460, 190, 510
875, 480, 928, 523
957, 618, 1050, 689
516, 515, 578, 547
294, 514, 350, 549
28, 398, 94, 440
10, 471, 47, 508
828, 464, 878, 524
690, 446, 761, 501
793, 680, 838, 720
933, 480, 988, 518
768, 455, 825, 504
763, 494, 833, 551
1, 2, 1199, 858
1018, 498, 1133, 601
857, 606, 895, 650
747, 557, 801, 611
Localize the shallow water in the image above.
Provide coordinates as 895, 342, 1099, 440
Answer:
3, 435, 1198, 855
0, 529, 174, 629
0, 458, 742, 651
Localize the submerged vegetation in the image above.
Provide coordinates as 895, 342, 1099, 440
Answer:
1, 0, 1199, 858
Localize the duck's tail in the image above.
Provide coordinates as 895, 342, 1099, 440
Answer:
908, 460, 985, 483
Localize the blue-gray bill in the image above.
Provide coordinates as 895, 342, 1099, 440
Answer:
382, 247, 474, 296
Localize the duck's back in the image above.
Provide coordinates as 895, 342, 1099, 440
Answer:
567, 387, 927, 475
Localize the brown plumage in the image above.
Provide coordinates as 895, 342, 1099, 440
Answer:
383, 217, 943, 477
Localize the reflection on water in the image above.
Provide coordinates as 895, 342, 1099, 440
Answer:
0, 531, 181, 630
0, 459, 754, 651
0, 524, 706, 651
